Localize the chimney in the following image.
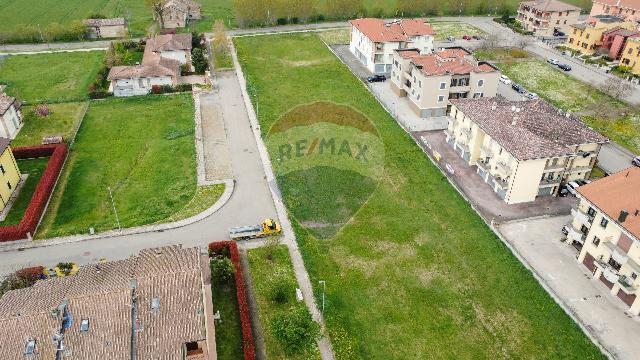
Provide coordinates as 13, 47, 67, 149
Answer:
491, 103, 497, 110
635, 209, 639, 216
619, 209, 629, 223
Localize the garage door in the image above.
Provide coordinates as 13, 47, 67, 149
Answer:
617, 289, 637, 307
582, 252, 597, 273
599, 274, 614, 289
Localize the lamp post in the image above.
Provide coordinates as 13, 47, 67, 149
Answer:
318, 280, 326, 315
107, 186, 121, 232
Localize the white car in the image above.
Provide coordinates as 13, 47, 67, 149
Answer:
499, 75, 511, 84
566, 181, 580, 195
526, 93, 539, 100
547, 58, 559, 65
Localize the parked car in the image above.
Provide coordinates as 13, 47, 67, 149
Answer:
561, 224, 570, 235
367, 75, 386, 83
547, 58, 559, 65
512, 83, 527, 94
632, 156, 640, 167
561, 50, 570, 56
526, 92, 539, 100
447, 36, 455, 42
566, 181, 580, 195
462, 35, 472, 40
472, 35, 482, 40
553, 30, 565, 37
558, 187, 570, 197
575, 179, 591, 186
499, 75, 511, 84
558, 63, 572, 71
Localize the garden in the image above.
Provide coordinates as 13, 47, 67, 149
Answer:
236, 32, 605, 359
12, 102, 87, 147
0, 158, 49, 226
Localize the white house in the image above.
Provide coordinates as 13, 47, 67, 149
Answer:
349, 18, 435, 74
107, 58, 180, 97
0, 93, 23, 139
145, 33, 192, 66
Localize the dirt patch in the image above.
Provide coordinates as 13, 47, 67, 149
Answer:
281, 58, 332, 67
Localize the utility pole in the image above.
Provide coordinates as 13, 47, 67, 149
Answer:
107, 186, 122, 232
319, 280, 326, 315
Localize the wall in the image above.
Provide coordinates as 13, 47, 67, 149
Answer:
350, 26, 375, 73
113, 76, 173, 97
99, 25, 127, 38
506, 158, 546, 204
0, 105, 22, 139
0, 147, 21, 211
469, 71, 500, 99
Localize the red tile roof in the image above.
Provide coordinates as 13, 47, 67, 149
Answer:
0, 93, 18, 115
521, 0, 581, 12
410, 48, 496, 76
578, 167, 640, 240
594, 0, 640, 10
349, 18, 434, 43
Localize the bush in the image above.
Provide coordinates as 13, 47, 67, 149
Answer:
268, 274, 296, 304
56, 262, 74, 275
211, 256, 236, 283
33, 104, 51, 117
174, 84, 193, 92
277, 18, 288, 25
269, 306, 320, 355
192, 48, 208, 74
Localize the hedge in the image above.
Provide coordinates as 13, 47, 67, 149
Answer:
0, 144, 68, 242
208, 241, 256, 360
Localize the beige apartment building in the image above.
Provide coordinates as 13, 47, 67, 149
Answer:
572, 168, 640, 314
446, 98, 608, 204
517, 0, 581, 36
390, 47, 500, 118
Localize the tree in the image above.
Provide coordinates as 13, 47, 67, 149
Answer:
269, 306, 321, 355
210, 257, 235, 283
601, 77, 634, 100
192, 47, 208, 74
325, 0, 363, 19
481, 33, 500, 49
146, 0, 168, 28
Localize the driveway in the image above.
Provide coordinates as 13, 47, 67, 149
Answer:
415, 130, 577, 222
500, 216, 640, 360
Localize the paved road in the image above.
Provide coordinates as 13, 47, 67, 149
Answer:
0, 72, 278, 274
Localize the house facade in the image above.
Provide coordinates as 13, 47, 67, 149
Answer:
571, 168, 640, 315
517, 0, 581, 37
84, 18, 127, 39
0, 138, 21, 212
390, 47, 500, 118
0, 93, 23, 139
566, 15, 634, 55
446, 98, 608, 204
162, 0, 202, 28
349, 18, 434, 74
602, 27, 640, 59
590, 0, 640, 23
619, 36, 640, 73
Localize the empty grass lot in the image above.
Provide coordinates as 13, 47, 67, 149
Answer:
431, 22, 485, 40
0, 158, 49, 226
12, 102, 87, 147
236, 33, 604, 359
499, 59, 640, 154
36, 94, 198, 238
0, 52, 104, 103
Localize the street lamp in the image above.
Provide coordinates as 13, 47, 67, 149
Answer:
318, 280, 326, 315
107, 186, 122, 232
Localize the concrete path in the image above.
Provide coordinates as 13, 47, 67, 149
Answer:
0, 41, 112, 53
500, 216, 640, 360
598, 143, 636, 174
200, 90, 233, 181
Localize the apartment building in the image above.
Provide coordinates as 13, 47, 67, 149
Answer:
0, 245, 213, 359
446, 98, 608, 204
572, 167, 640, 314
590, 0, 640, 23
619, 35, 640, 73
0, 138, 21, 212
390, 47, 500, 118
602, 27, 640, 59
349, 18, 434, 74
567, 15, 634, 55
517, 0, 581, 37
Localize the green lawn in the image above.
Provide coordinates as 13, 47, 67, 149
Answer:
0, 52, 104, 103
432, 22, 485, 40
236, 33, 604, 359
13, 102, 87, 147
36, 94, 197, 238
499, 59, 640, 154
1, 158, 49, 226
211, 258, 244, 360
248, 245, 321, 359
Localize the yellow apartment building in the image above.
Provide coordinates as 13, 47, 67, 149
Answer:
620, 36, 640, 74
446, 98, 608, 204
0, 137, 21, 212
572, 168, 640, 315
567, 15, 634, 55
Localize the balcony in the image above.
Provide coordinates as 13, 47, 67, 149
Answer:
567, 165, 593, 174
618, 275, 638, 294
444, 129, 452, 139
567, 227, 586, 244
571, 208, 594, 227
495, 176, 509, 190
460, 127, 471, 140
539, 177, 561, 187
476, 159, 490, 172
543, 162, 565, 172
494, 161, 512, 178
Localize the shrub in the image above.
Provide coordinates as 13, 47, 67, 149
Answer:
56, 262, 74, 275
277, 18, 288, 26
15, 266, 45, 282
211, 256, 235, 283
174, 84, 193, 92
192, 48, 208, 74
33, 104, 51, 117
87, 13, 107, 19
269, 306, 320, 355
268, 273, 296, 304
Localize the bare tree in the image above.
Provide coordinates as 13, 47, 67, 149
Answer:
146, 0, 167, 29
600, 77, 634, 100
481, 33, 500, 49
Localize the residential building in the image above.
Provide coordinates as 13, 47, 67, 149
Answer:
517, 0, 581, 37
0, 138, 21, 212
390, 47, 500, 118
602, 27, 640, 59
349, 18, 434, 74
162, 0, 202, 28
84, 18, 128, 39
619, 36, 640, 73
590, 0, 640, 23
0, 245, 214, 359
566, 15, 634, 55
573, 167, 640, 315
446, 98, 608, 204
0, 93, 23, 139
107, 33, 191, 97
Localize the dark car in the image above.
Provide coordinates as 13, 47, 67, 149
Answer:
558, 63, 572, 71
472, 35, 482, 40
553, 30, 565, 37
462, 35, 472, 40
511, 83, 527, 94
632, 156, 640, 167
367, 75, 386, 83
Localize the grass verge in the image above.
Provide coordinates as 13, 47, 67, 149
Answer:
0, 158, 49, 226
156, 184, 225, 223
236, 32, 604, 359
13, 102, 87, 147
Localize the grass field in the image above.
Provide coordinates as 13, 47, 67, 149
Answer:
13, 102, 87, 147
432, 22, 485, 40
36, 94, 198, 238
0, 158, 49, 226
0, 51, 104, 103
499, 59, 640, 154
211, 257, 244, 360
248, 245, 321, 359
236, 33, 604, 359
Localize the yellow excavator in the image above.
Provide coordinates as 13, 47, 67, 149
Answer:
229, 218, 281, 240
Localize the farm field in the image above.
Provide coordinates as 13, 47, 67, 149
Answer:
36, 94, 199, 238
236, 33, 604, 359
0, 158, 49, 226
0, 51, 104, 103
13, 102, 87, 147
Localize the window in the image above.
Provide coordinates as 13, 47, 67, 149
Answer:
633, 273, 638, 279
151, 297, 160, 310
473, 92, 483, 98
0, 165, 4, 174
477, 79, 484, 87
556, 20, 560, 24
600, 218, 609, 228
439, 82, 446, 89
580, 225, 589, 234
80, 319, 90, 332
417, 94, 421, 100
6, 181, 11, 190
419, 80, 422, 88
437, 95, 445, 102
608, 257, 622, 271
25, 339, 36, 355
592, 236, 600, 247
587, 207, 596, 217
564, 20, 567, 24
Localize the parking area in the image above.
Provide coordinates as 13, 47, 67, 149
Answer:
500, 215, 640, 360
415, 130, 577, 222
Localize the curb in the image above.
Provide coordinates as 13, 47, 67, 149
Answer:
0, 179, 235, 252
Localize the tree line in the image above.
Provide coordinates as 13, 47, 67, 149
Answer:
233, 0, 516, 27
